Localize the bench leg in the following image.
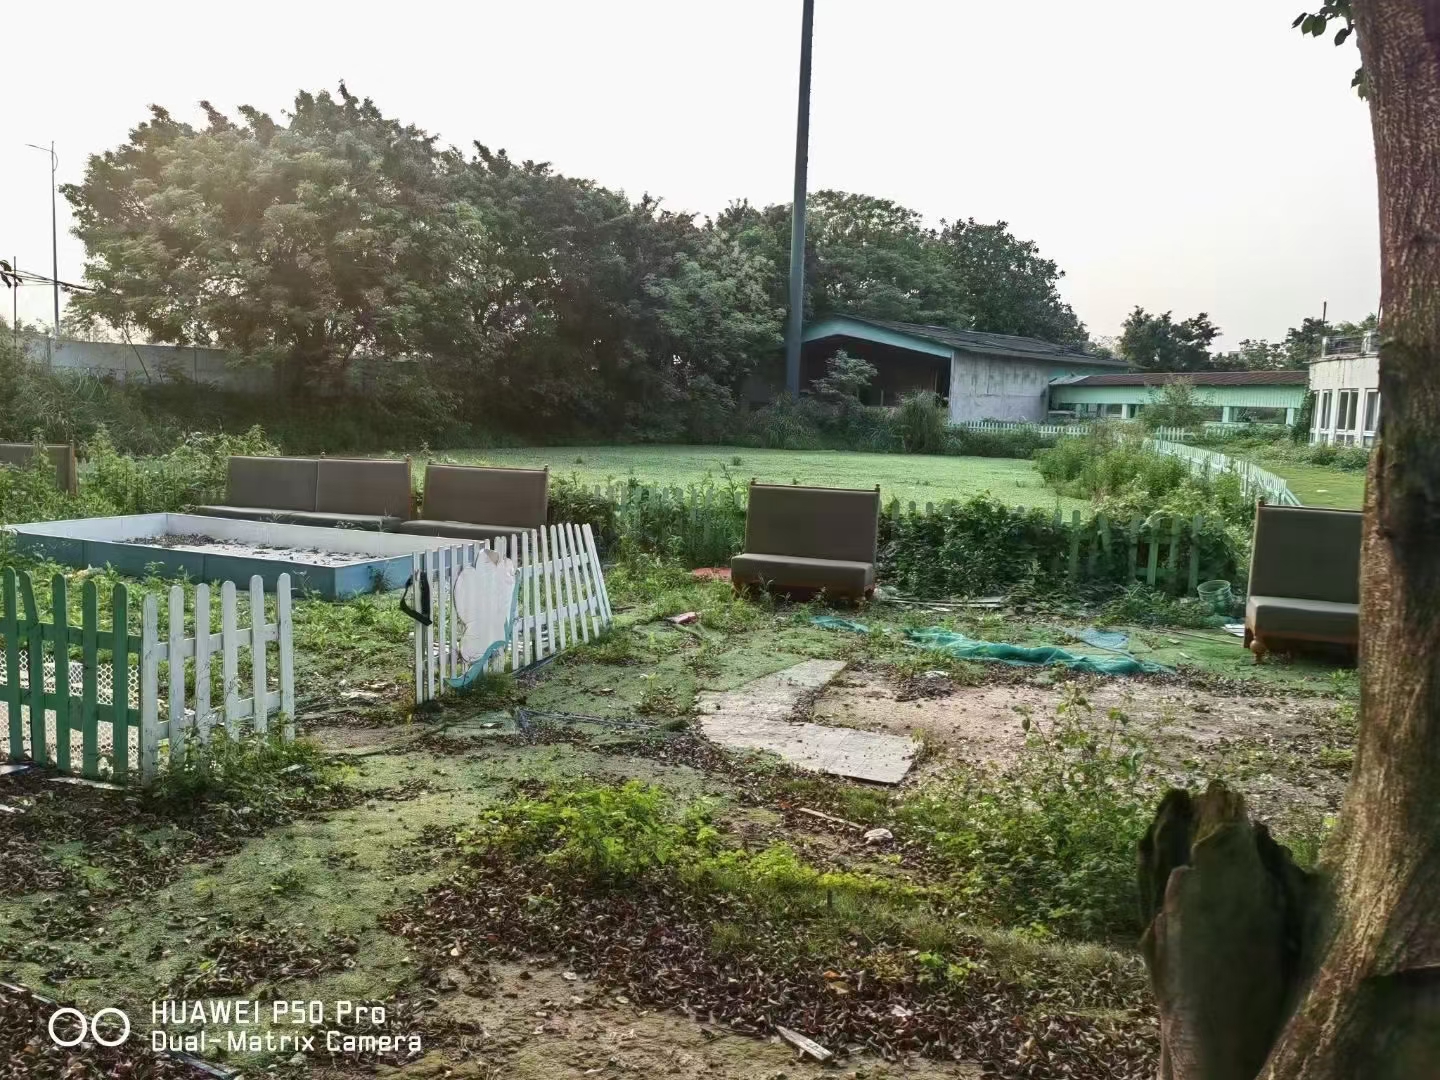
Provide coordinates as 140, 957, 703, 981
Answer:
1249, 636, 1269, 664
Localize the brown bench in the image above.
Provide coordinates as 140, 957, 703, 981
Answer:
398, 464, 549, 542
196, 455, 413, 530
1245, 504, 1361, 661
730, 482, 880, 599
0, 442, 78, 496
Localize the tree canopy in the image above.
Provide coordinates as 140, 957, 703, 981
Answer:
63, 94, 1091, 431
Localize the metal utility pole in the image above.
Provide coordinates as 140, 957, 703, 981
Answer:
25, 141, 60, 338
784, 0, 815, 399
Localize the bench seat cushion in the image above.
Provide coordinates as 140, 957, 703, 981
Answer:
195, 505, 294, 522
281, 510, 403, 531
731, 553, 874, 596
194, 506, 400, 530
1247, 595, 1359, 642
397, 520, 528, 543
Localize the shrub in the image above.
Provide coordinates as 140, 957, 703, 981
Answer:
947, 426, 1059, 459
548, 475, 622, 552
458, 780, 721, 882
1036, 424, 1256, 530
881, 495, 1068, 597
1140, 380, 1207, 431
151, 729, 344, 815
83, 425, 279, 514
1097, 585, 1226, 629
898, 692, 1160, 938
894, 391, 949, 454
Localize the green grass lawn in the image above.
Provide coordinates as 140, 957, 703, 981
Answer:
431, 444, 1084, 511
1263, 463, 1367, 509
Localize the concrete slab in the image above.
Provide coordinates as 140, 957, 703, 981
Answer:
697, 659, 918, 785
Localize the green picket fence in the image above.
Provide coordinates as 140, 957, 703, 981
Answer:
0, 568, 295, 784
881, 498, 1239, 598
573, 479, 1241, 596
0, 569, 142, 782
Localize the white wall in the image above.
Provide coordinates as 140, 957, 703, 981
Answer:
1308, 355, 1380, 445
23, 335, 268, 391
947, 351, 1097, 423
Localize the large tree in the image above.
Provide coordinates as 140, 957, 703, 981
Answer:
1119, 307, 1222, 371
715, 192, 1089, 345
64, 85, 470, 393
1138, 2, 1440, 1077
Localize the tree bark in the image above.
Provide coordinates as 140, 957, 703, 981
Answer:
1260, 2, 1440, 1075
1141, 3, 1440, 1077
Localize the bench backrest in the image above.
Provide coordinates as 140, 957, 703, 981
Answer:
226, 457, 319, 512
315, 458, 414, 518
744, 482, 880, 564
1248, 504, 1361, 604
0, 443, 77, 495
420, 464, 549, 528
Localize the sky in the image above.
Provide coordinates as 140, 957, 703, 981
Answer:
1, 0, 1380, 349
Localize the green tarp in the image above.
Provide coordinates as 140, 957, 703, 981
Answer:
811, 616, 1171, 676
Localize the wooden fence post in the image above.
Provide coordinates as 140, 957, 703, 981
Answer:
168, 584, 186, 760
80, 580, 99, 778
139, 593, 159, 782
278, 574, 295, 739
19, 574, 42, 768
2, 570, 21, 762
110, 584, 129, 783
51, 576, 71, 774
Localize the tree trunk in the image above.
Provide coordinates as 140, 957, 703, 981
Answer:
1140, 2, 1440, 1077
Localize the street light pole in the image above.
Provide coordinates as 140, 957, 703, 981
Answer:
784, 0, 815, 399
25, 141, 60, 338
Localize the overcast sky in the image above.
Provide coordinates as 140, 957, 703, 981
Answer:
2, 0, 1378, 348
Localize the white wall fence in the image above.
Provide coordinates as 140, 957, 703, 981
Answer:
955, 419, 1288, 441
1144, 439, 1301, 506
1, 571, 294, 785
414, 523, 612, 706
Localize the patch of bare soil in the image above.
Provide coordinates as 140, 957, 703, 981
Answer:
310, 965, 976, 1080
308, 722, 406, 752
811, 671, 1349, 820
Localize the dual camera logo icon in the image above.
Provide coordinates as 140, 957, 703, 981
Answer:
48, 1007, 132, 1047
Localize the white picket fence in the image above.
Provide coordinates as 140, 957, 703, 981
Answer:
1145, 438, 1301, 506
142, 574, 296, 780
957, 420, 1290, 442
414, 523, 612, 705
957, 420, 1090, 438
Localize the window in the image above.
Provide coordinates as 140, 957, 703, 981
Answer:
1364, 390, 1380, 433
1338, 390, 1359, 431
1318, 391, 1332, 431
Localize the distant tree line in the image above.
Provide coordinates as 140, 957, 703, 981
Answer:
61, 85, 1088, 439
1118, 308, 1378, 373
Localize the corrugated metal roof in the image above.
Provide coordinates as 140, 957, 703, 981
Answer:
1064, 370, 1308, 387
819, 315, 1127, 367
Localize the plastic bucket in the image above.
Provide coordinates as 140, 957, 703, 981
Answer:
1197, 579, 1233, 613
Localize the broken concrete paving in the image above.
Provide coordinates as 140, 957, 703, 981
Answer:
697, 660, 919, 784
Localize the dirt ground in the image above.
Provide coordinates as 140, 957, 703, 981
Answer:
318, 964, 980, 1080
811, 667, 1351, 825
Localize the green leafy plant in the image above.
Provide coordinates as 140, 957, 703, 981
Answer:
150, 728, 345, 814
458, 781, 721, 882
1139, 380, 1207, 431
898, 692, 1159, 939
895, 390, 950, 454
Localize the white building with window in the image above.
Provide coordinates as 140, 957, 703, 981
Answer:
1309, 331, 1380, 446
